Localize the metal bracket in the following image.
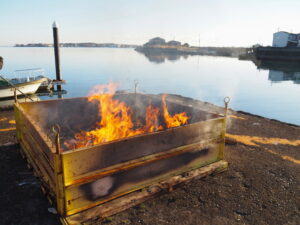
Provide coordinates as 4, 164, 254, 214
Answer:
224, 97, 230, 117
224, 97, 230, 110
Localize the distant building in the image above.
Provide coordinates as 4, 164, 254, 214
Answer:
144, 37, 166, 46
166, 40, 181, 46
272, 31, 300, 47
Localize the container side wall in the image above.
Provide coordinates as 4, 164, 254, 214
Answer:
62, 118, 224, 184
64, 142, 222, 215
14, 103, 56, 193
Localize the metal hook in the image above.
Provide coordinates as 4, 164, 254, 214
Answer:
223, 97, 230, 119
224, 97, 230, 104
52, 124, 61, 134
224, 97, 230, 112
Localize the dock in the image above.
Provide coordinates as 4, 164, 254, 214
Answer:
255, 47, 300, 61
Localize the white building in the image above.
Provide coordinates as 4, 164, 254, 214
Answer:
272, 31, 300, 47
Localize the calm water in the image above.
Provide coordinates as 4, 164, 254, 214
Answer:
1, 47, 300, 125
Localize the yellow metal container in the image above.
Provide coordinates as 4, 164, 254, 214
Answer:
14, 93, 228, 224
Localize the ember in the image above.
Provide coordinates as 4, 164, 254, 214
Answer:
64, 83, 189, 150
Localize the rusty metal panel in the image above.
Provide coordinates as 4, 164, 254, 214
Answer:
64, 142, 222, 215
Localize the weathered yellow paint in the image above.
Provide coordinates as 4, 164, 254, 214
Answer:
264, 148, 300, 165
0, 117, 7, 122
229, 115, 246, 120
13, 95, 228, 221
0, 127, 16, 132
9, 120, 16, 124
226, 133, 300, 147
225, 133, 300, 165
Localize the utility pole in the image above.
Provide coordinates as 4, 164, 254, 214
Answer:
0, 56, 3, 70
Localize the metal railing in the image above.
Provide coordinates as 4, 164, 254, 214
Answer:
0, 75, 34, 102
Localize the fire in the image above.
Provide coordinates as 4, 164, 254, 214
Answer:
144, 104, 164, 132
162, 94, 188, 128
64, 84, 189, 150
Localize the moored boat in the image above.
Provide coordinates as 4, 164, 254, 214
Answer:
0, 76, 48, 99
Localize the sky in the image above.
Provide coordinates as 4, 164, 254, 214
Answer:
1, 0, 299, 47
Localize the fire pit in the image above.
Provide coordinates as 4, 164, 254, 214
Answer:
14, 88, 228, 224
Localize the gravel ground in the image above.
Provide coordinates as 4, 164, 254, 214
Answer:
0, 99, 299, 225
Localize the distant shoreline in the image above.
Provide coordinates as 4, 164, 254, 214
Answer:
13, 41, 247, 57
14, 43, 139, 48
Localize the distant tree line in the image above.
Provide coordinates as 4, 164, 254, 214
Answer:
15, 43, 138, 48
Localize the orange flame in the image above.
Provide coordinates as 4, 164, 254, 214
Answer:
64, 84, 189, 149
162, 94, 189, 128
145, 104, 164, 132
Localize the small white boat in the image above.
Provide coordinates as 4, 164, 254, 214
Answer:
0, 75, 48, 99
13, 68, 53, 91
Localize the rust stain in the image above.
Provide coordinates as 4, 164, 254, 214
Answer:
226, 133, 300, 147
0, 127, 16, 132
228, 115, 246, 120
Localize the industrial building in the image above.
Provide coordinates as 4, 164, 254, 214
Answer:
272, 31, 300, 47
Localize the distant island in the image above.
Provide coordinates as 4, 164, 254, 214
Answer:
15, 43, 138, 48
135, 37, 246, 58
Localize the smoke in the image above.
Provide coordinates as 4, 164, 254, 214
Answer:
20, 81, 231, 151
87, 82, 119, 96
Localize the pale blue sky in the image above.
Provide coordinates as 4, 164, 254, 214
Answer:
1, 0, 299, 46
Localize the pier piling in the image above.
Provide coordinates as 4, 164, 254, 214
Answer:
52, 21, 62, 91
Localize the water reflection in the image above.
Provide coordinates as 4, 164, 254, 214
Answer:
0, 90, 68, 107
253, 59, 300, 84
269, 70, 300, 84
136, 51, 189, 64
1, 47, 300, 125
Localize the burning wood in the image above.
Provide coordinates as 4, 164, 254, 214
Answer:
64, 83, 189, 150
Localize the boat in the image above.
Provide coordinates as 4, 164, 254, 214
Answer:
0, 75, 48, 99
13, 68, 53, 91
241, 31, 300, 62
254, 46, 300, 61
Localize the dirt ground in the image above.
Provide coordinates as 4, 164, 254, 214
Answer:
0, 99, 299, 225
